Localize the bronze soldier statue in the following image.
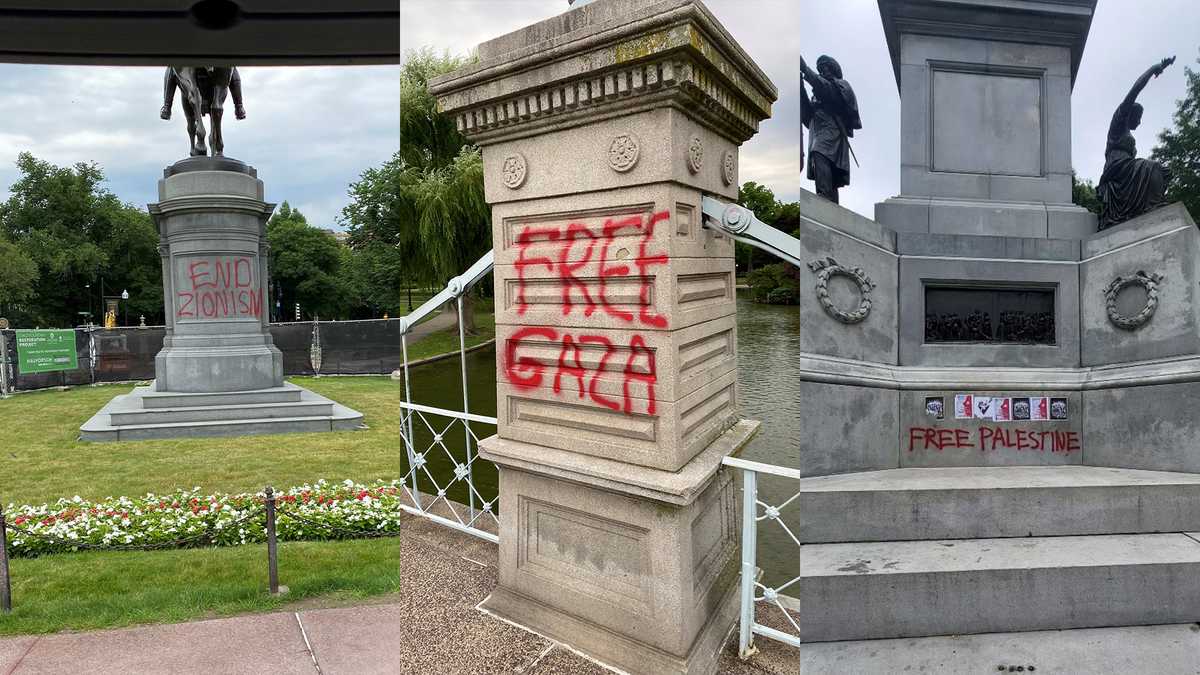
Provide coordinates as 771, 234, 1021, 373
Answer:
161, 66, 246, 158
801, 54, 861, 204
1097, 56, 1175, 229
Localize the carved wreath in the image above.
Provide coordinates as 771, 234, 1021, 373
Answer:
807, 257, 876, 324
1104, 270, 1164, 330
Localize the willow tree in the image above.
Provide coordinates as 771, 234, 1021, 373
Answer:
347, 47, 491, 332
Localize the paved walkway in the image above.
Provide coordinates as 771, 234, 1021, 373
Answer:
0, 511, 798, 674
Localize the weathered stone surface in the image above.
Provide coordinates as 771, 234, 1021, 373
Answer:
801, 532, 1200, 642
799, 380, 898, 477
149, 161, 282, 393
798, 465, 1200, 543
435, 1, 774, 671
900, 389, 1083, 468
1080, 204, 1200, 366
1084, 380, 1200, 474
799, 191, 899, 365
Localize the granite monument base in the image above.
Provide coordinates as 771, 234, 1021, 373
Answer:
79, 380, 363, 441
477, 421, 757, 675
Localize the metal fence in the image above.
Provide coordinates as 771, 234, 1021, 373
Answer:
0, 317, 459, 394
398, 251, 500, 543
724, 456, 802, 657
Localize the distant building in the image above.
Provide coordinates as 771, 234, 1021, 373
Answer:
321, 228, 350, 244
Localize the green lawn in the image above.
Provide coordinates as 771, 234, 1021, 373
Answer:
0, 316, 496, 636
0, 538, 399, 636
2, 313, 496, 507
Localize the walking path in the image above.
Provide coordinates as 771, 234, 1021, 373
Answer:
0, 510, 797, 674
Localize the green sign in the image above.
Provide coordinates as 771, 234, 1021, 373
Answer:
15, 329, 78, 374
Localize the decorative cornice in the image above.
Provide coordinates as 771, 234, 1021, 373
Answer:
800, 351, 1200, 392
430, 1, 775, 145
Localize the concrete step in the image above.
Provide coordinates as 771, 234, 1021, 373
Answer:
110, 400, 335, 426
800, 466, 1200, 543
139, 384, 303, 408
800, 532, 1200, 642
81, 408, 364, 441
801, 622, 1200, 674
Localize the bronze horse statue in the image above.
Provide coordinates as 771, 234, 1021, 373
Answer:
160, 66, 246, 157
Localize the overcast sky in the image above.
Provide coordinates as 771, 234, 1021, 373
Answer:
0, 64, 399, 230
400, 0, 803, 203
801, 1, 1200, 218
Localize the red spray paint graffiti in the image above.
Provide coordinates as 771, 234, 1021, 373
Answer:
176, 256, 262, 320
513, 210, 669, 328
504, 210, 671, 416
503, 322, 658, 415
907, 426, 1081, 454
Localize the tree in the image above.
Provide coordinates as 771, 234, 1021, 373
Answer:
1151, 50, 1200, 217
1071, 171, 1101, 215
267, 202, 347, 320
0, 237, 37, 317
346, 48, 491, 332
0, 152, 160, 327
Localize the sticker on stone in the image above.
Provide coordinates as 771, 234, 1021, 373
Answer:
973, 395, 994, 421
954, 394, 973, 419
993, 397, 1012, 422
1050, 397, 1068, 420
1031, 397, 1049, 421
925, 396, 944, 420
1012, 397, 1031, 421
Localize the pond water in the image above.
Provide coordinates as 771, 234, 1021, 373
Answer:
401, 291, 799, 587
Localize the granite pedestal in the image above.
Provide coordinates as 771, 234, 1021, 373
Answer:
430, 1, 774, 671
80, 158, 363, 441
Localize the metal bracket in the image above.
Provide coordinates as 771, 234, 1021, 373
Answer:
700, 195, 802, 268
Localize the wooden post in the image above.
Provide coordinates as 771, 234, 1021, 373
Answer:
1, 505, 12, 613
265, 486, 279, 595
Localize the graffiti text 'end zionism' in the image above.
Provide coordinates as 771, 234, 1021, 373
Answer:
176, 256, 263, 320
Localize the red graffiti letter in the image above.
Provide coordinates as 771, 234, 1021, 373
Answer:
553, 334, 587, 398
635, 211, 670, 328
514, 225, 559, 315
622, 335, 657, 415
504, 326, 557, 390
558, 223, 597, 317
578, 335, 620, 411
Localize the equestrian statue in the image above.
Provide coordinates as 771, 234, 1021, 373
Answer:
160, 66, 246, 158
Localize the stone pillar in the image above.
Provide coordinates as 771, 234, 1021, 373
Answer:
430, 1, 773, 672
148, 157, 282, 393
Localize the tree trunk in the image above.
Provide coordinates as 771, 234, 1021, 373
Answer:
460, 292, 478, 336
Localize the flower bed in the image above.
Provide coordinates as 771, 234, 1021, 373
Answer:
3, 479, 404, 557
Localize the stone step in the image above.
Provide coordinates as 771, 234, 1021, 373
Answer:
109, 400, 335, 426
800, 532, 1200, 642
801, 622, 1200, 673
139, 384, 303, 409
800, 466, 1200, 543
81, 409, 364, 442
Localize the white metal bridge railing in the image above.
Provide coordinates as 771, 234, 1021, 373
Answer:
723, 455, 802, 657
397, 251, 500, 543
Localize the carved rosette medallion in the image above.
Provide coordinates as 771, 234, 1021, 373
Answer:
807, 257, 876, 324
722, 150, 736, 186
687, 135, 704, 174
501, 153, 527, 189
1104, 270, 1164, 330
608, 133, 640, 173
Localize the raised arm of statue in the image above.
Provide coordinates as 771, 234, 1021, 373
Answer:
801, 79, 812, 129
1110, 57, 1174, 138
1123, 57, 1174, 107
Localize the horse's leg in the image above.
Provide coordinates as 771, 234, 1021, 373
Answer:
177, 69, 207, 156
208, 69, 231, 157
